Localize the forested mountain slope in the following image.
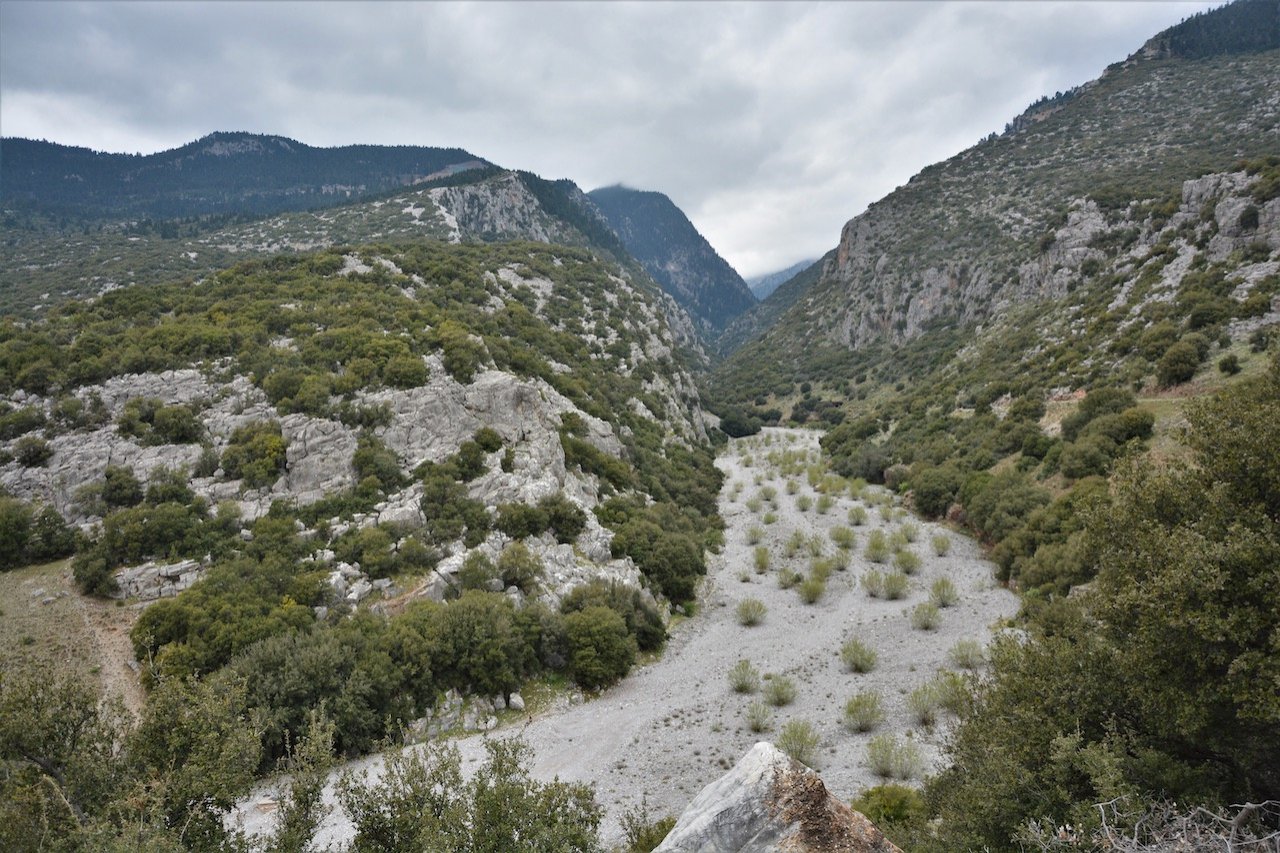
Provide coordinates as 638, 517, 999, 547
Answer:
589, 185, 757, 334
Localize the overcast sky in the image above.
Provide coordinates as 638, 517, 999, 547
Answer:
1, 0, 1220, 278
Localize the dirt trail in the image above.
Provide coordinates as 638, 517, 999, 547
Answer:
232, 427, 1017, 848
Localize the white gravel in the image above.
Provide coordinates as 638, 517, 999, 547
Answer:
232, 427, 1018, 849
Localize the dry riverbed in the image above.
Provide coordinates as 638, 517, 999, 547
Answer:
232, 427, 1018, 848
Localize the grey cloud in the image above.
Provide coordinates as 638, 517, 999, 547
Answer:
1, 0, 1218, 277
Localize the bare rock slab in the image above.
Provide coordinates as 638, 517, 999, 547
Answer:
655, 742, 900, 853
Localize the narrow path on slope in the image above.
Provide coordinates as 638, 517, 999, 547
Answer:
233, 427, 1018, 848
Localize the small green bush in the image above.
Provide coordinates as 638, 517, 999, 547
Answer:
777, 569, 802, 590
930, 577, 958, 607
898, 522, 919, 542
862, 570, 885, 598
736, 597, 767, 626
910, 602, 941, 630
931, 534, 951, 556
762, 512, 778, 525
753, 546, 770, 573
843, 691, 886, 732
865, 530, 890, 563
798, 576, 825, 604
777, 720, 820, 767
847, 505, 867, 526
763, 675, 796, 707
796, 495, 813, 512
850, 784, 926, 829
893, 549, 921, 575
728, 659, 761, 694
907, 682, 944, 727
883, 572, 909, 600
865, 734, 924, 780
830, 526, 856, 550
815, 494, 834, 515
785, 530, 806, 558
840, 638, 878, 673
948, 639, 986, 670
746, 525, 764, 545
745, 701, 772, 733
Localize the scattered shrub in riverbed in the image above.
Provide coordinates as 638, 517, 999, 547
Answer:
894, 549, 921, 574
910, 602, 941, 630
866, 530, 890, 563
736, 597, 767, 626
763, 675, 797, 707
841, 638, 878, 673
949, 639, 986, 670
798, 576, 826, 604
728, 659, 761, 693
866, 734, 923, 780
883, 572, 910, 600
844, 691, 886, 732
753, 546, 770, 573
777, 720, 821, 767
931, 534, 951, 556
930, 577, 958, 607
745, 701, 772, 733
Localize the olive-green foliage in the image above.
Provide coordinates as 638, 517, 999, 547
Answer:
0, 497, 76, 571
221, 420, 288, 488
604, 499, 712, 605
419, 462, 490, 547
753, 545, 770, 573
131, 551, 321, 683
561, 578, 666, 653
736, 597, 767, 626
931, 534, 951, 556
763, 675, 797, 707
1157, 339, 1202, 386
840, 637, 878, 673
352, 433, 406, 493
620, 797, 677, 853
563, 605, 637, 690
866, 734, 923, 781
929, 360, 1280, 850
798, 576, 826, 604
910, 602, 941, 631
103, 464, 144, 509
338, 737, 601, 853
745, 700, 773, 733
495, 542, 544, 595
777, 720, 821, 767
882, 572, 909, 600
893, 549, 921, 574
728, 659, 761, 694
14, 435, 52, 467
930, 577, 959, 608
865, 529, 890, 563
843, 691, 886, 733
850, 784, 927, 844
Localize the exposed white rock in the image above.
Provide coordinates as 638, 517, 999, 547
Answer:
655, 742, 900, 853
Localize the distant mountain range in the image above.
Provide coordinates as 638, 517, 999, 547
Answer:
0, 132, 490, 220
746, 259, 817, 300
588, 185, 757, 333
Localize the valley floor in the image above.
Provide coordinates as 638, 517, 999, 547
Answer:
231, 427, 1018, 848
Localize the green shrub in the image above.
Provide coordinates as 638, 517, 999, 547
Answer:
762, 512, 778, 525
746, 525, 764, 545
763, 675, 797, 707
847, 506, 867, 526
910, 602, 941, 630
893, 549, 921, 574
883, 572, 910, 600
931, 534, 951, 556
745, 701, 773, 733
753, 546, 770, 573
563, 605, 637, 690
222, 421, 288, 488
796, 495, 813, 512
777, 720, 820, 767
865, 734, 923, 780
865, 530, 890, 563
496, 542, 544, 595
898, 522, 920, 542
830, 526, 856, 550
862, 570, 886, 598
728, 659, 760, 694
930, 577, 959, 607
102, 465, 144, 509
850, 784, 926, 829
14, 435, 52, 467
620, 798, 676, 853
840, 638, 878, 673
785, 530, 806, 557
777, 568, 802, 590
907, 682, 944, 726
816, 494, 834, 514
1218, 353, 1241, 375
736, 597, 767, 626
1157, 340, 1201, 387
843, 691, 886, 732
798, 576, 826, 604
948, 639, 986, 670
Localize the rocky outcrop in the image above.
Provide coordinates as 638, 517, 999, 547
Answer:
112, 558, 206, 601
655, 742, 900, 853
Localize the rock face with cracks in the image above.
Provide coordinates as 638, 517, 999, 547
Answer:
655, 742, 900, 853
